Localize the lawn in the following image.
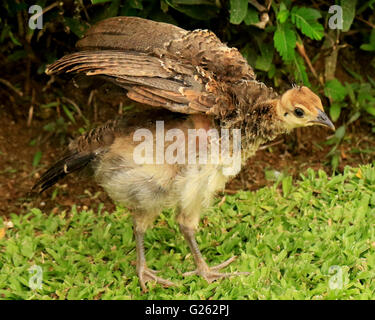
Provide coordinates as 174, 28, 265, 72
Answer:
1, 165, 375, 300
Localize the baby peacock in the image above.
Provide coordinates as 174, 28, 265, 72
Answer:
33, 17, 334, 291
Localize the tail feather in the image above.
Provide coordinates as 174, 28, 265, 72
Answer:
32, 152, 95, 193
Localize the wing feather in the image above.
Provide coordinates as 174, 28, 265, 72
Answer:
46, 17, 256, 116
46, 50, 213, 114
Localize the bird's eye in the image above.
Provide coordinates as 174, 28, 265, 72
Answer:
294, 108, 304, 118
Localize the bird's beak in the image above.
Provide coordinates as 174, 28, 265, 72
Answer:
310, 109, 335, 131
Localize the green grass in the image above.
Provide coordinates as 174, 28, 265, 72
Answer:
1, 165, 375, 300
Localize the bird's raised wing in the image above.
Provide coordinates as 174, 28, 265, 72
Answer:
46, 17, 256, 117
46, 50, 227, 115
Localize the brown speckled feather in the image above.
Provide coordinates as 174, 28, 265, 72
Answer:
45, 16, 261, 118
32, 118, 119, 193
76, 17, 254, 81
76, 16, 187, 53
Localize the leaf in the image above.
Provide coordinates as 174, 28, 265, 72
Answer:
291, 7, 324, 40
357, 83, 373, 104
243, 6, 259, 25
274, 22, 296, 62
277, 10, 289, 24
331, 153, 340, 172
345, 82, 356, 104
64, 17, 88, 38
361, 44, 375, 51
330, 102, 342, 122
8, 30, 22, 46
62, 104, 76, 124
356, 169, 363, 179
230, 0, 248, 24
360, 29, 375, 51
347, 111, 360, 125
324, 79, 347, 101
255, 42, 274, 72
282, 176, 293, 197
0, 228, 5, 240
335, 125, 346, 140
341, 0, 357, 32
365, 105, 375, 117
41, 102, 59, 108
268, 64, 276, 79
240, 44, 257, 67
32, 151, 42, 167
370, 29, 375, 46
128, 0, 143, 9
166, 1, 219, 20
293, 54, 310, 86
104, 0, 120, 18
20, 239, 34, 259
277, 3, 289, 23
7, 49, 27, 61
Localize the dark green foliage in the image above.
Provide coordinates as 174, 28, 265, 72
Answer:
1, 0, 373, 111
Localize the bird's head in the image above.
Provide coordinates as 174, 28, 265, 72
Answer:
276, 86, 335, 132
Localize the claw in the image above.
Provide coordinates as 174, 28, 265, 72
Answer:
138, 267, 175, 292
211, 256, 237, 271
183, 256, 249, 283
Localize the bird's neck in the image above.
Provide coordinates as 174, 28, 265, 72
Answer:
241, 99, 286, 161
220, 81, 288, 162
244, 100, 286, 141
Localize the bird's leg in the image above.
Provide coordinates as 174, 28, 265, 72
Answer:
179, 224, 249, 283
133, 216, 175, 292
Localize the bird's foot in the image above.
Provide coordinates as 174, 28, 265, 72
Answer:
138, 267, 175, 292
183, 256, 249, 283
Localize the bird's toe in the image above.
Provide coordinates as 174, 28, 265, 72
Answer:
183, 256, 249, 283
139, 268, 175, 292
